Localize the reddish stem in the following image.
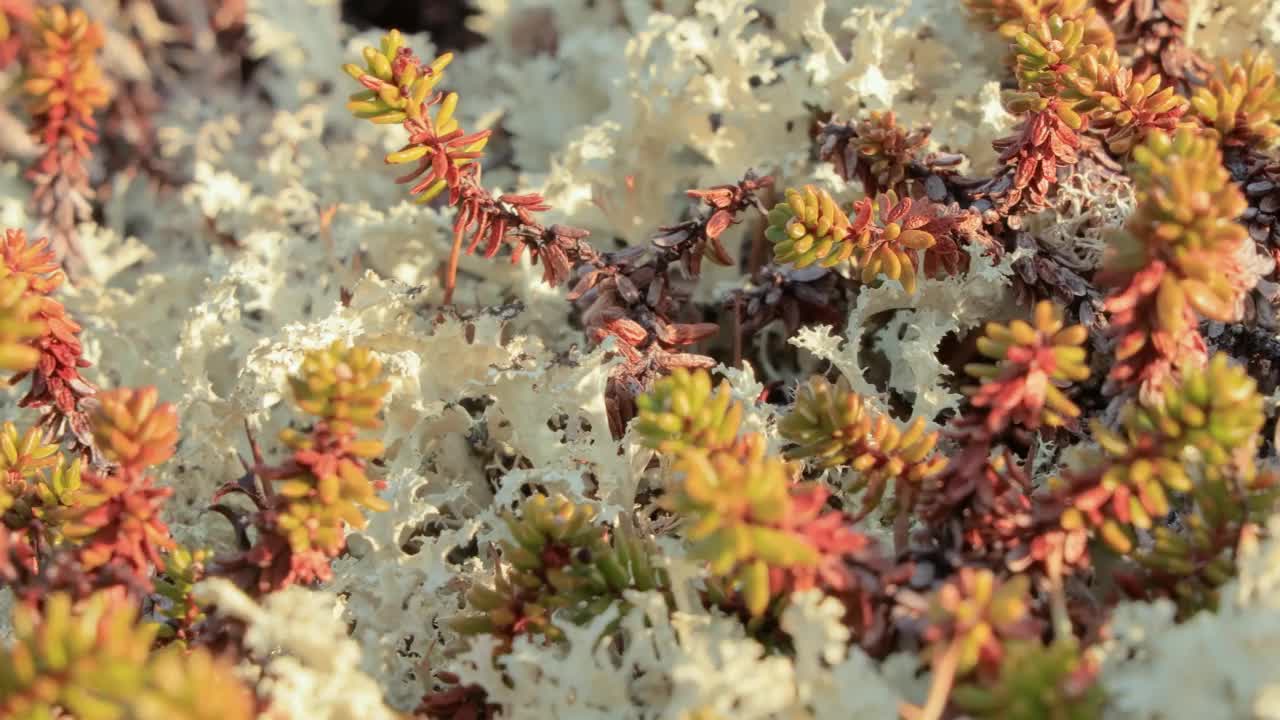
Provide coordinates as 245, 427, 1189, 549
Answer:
444, 229, 463, 304
901, 639, 959, 720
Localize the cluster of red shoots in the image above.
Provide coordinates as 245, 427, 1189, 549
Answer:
1, 229, 95, 456
344, 34, 595, 303
18, 5, 109, 276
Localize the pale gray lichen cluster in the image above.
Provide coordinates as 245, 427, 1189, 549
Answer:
3, 0, 1280, 717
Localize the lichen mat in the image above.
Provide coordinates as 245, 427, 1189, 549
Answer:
2, 1, 1280, 718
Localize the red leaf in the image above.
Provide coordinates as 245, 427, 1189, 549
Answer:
706, 209, 734, 239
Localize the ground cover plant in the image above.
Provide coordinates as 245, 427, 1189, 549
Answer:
3, 0, 1280, 718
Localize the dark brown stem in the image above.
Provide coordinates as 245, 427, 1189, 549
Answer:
893, 511, 909, 557
732, 296, 743, 369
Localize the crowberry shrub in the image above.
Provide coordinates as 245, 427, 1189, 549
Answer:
3, 3, 1280, 719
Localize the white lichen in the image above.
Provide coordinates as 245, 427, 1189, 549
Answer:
7, 0, 1273, 715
